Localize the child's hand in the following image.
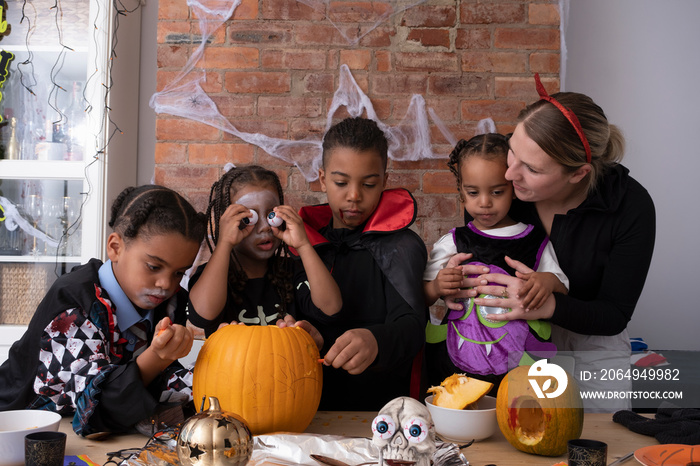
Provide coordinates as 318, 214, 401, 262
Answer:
425, 253, 486, 306
516, 271, 567, 310
136, 317, 193, 384
446, 252, 490, 288
218, 204, 255, 247
434, 266, 466, 296
269, 206, 308, 249
151, 317, 194, 361
276, 314, 324, 351
444, 291, 476, 310
516, 272, 548, 310
324, 329, 378, 375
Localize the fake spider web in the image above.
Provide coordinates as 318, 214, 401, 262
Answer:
297, 0, 428, 46
150, 0, 497, 181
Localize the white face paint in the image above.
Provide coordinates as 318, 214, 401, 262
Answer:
231, 186, 281, 268
371, 397, 436, 466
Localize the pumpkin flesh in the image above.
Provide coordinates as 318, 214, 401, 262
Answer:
427, 373, 493, 410
509, 396, 546, 446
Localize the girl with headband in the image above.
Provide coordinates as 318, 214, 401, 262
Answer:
449, 75, 656, 411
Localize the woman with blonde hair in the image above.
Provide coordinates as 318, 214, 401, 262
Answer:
453, 75, 656, 411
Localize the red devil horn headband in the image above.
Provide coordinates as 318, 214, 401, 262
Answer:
534, 73, 592, 163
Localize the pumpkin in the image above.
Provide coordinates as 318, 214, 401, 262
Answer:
427, 373, 493, 410
177, 396, 252, 466
193, 325, 323, 435
496, 362, 583, 456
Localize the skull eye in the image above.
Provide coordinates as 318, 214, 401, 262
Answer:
371, 416, 396, 440
403, 417, 429, 443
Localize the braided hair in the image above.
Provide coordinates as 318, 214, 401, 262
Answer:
205, 165, 294, 314
109, 185, 206, 244
322, 117, 388, 170
446, 133, 510, 200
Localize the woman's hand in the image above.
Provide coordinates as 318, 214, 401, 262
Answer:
473, 257, 556, 321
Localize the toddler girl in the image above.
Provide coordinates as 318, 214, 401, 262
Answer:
423, 133, 568, 388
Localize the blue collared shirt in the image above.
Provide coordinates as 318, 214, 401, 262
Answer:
98, 260, 154, 351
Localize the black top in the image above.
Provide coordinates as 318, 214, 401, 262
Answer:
297, 189, 428, 411
509, 164, 656, 335
453, 222, 548, 275
187, 260, 308, 336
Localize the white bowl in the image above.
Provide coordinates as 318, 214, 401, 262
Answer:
0, 410, 62, 466
425, 395, 498, 443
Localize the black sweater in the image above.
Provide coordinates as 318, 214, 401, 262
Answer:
509, 164, 655, 336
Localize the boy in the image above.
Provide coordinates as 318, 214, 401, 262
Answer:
295, 117, 427, 410
0, 186, 205, 437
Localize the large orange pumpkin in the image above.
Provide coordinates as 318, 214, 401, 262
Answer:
496, 363, 583, 456
193, 325, 323, 435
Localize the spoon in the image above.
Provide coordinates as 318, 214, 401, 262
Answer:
310, 454, 378, 466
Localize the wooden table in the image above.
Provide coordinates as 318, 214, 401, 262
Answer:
60, 412, 656, 465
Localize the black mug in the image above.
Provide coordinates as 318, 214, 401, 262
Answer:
568, 439, 607, 466
25, 431, 67, 466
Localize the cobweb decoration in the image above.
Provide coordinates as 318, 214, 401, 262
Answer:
149, 0, 240, 112
475, 117, 497, 135
152, 63, 458, 180
297, 0, 428, 45
150, 0, 498, 180
386, 94, 435, 161
0, 197, 59, 248
559, 0, 569, 90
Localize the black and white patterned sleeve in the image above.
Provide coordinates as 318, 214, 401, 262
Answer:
30, 307, 115, 414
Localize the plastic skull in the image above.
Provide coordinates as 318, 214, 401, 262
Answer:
371, 396, 436, 466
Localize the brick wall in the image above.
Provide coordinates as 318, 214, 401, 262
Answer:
154, 0, 560, 249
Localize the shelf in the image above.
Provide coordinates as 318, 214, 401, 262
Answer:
1, 0, 134, 328
0, 255, 81, 263
2, 44, 89, 54
0, 160, 87, 179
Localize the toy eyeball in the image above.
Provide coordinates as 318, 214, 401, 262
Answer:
239, 209, 259, 230
267, 211, 285, 228
371, 415, 396, 440
479, 294, 511, 323
403, 417, 430, 443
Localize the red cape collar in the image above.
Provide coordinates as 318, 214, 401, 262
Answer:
298, 188, 417, 247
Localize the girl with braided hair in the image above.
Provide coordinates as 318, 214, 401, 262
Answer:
188, 165, 340, 336
0, 185, 206, 437
423, 133, 568, 390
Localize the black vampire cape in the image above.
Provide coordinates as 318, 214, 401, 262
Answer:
296, 188, 428, 410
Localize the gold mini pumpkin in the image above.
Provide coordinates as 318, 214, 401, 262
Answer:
177, 396, 253, 466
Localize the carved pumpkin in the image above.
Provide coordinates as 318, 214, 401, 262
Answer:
193, 325, 323, 435
496, 362, 583, 456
